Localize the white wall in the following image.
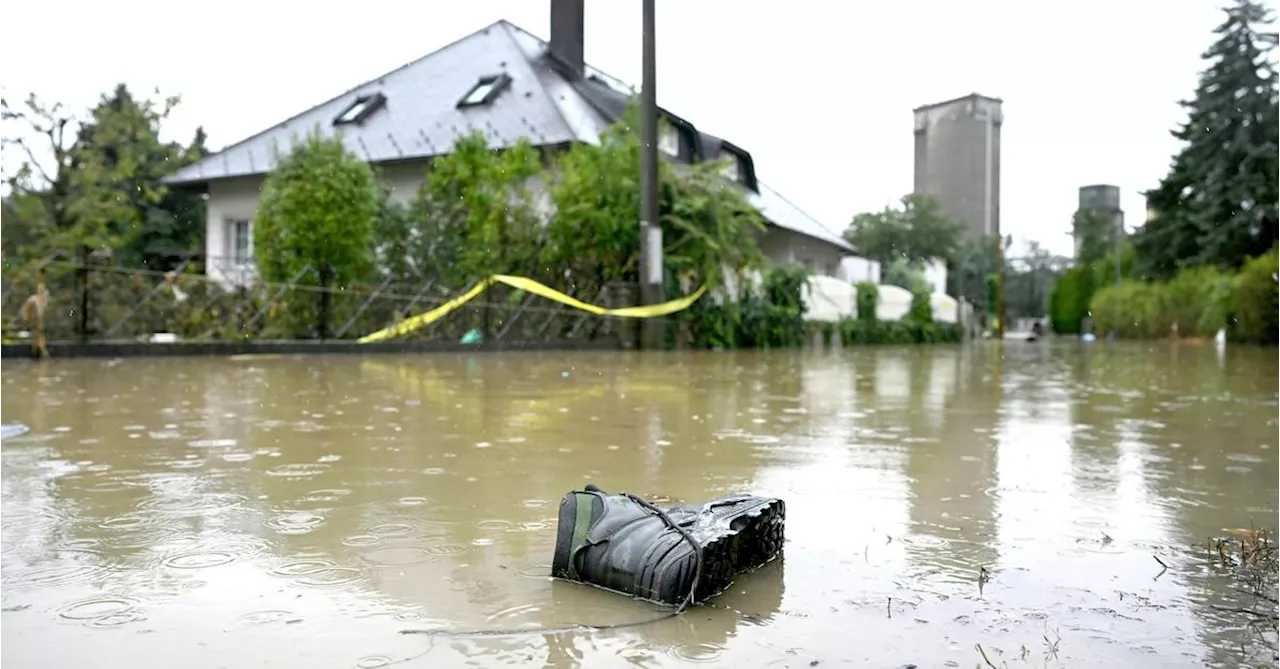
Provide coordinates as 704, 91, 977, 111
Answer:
756, 226, 846, 277
205, 176, 264, 289
921, 259, 948, 293
838, 256, 882, 284
802, 278, 959, 324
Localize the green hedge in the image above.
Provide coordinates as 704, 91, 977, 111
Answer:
1049, 266, 1096, 334
1089, 248, 1277, 344
835, 318, 962, 345
1228, 249, 1279, 345
683, 266, 810, 349
831, 281, 961, 346
1048, 242, 1136, 335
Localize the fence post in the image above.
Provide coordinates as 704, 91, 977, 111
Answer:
480, 289, 492, 348
318, 264, 332, 340
608, 282, 640, 350
77, 245, 91, 342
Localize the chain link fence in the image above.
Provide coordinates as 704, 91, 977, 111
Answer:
2, 256, 648, 349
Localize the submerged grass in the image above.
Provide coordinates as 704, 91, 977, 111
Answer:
1206, 526, 1279, 664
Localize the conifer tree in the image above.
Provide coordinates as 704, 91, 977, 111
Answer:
1134, 0, 1279, 278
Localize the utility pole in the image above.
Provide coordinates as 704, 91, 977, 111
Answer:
638, 0, 664, 350
995, 237, 1006, 339
1114, 216, 1123, 288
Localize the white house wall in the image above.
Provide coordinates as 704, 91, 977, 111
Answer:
756, 227, 846, 277
205, 176, 265, 289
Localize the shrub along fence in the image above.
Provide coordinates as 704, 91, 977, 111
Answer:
1, 260, 831, 352
0, 259, 649, 349
1087, 248, 1278, 345
2, 258, 968, 354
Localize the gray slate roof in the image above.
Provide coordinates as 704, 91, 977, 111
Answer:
166, 20, 853, 253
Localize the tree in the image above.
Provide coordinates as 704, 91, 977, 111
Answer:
0, 86, 207, 268
843, 193, 965, 266
950, 234, 1005, 311
1072, 209, 1117, 265
1005, 240, 1062, 319
544, 108, 766, 296
122, 126, 210, 269
1133, 0, 1279, 278
254, 128, 380, 288
408, 133, 544, 289
883, 258, 930, 293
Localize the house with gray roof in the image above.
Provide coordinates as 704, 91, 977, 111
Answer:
166, 0, 857, 288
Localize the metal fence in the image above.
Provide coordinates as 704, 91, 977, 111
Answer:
2, 258, 647, 349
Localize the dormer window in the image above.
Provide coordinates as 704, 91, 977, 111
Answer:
334, 93, 386, 126
458, 74, 512, 109
718, 152, 743, 183
712, 141, 757, 192
659, 124, 680, 157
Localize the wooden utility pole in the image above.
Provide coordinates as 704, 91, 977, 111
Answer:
995, 236, 1006, 338
638, 0, 664, 349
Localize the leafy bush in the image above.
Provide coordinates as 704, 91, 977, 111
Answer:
1048, 266, 1096, 334
855, 282, 878, 322
255, 129, 380, 286
1089, 249, 1276, 344
1090, 281, 1166, 338
884, 259, 930, 293
253, 129, 382, 337
684, 266, 809, 349
836, 318, 961, 346
830, 285, 959, 346
1228, 248, 1279, 345
907, 287, 933, 325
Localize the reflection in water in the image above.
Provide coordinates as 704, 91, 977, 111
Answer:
1, 343, 1276, 668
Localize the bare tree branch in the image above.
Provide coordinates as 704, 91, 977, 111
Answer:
1, 92, 79, 191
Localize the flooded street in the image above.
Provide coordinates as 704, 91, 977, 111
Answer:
2, 343, 1276, 668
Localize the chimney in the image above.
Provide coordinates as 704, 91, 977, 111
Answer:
550, 0, 585, 79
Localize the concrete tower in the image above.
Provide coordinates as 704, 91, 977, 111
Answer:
913, 93, 1004, 244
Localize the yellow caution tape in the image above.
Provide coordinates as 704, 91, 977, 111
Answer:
358, 275, 707, 343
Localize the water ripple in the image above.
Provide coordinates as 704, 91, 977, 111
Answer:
138, 492, 246, 515
358, 546, 438, 568
2, 563, 110, 591
57, 597, 138, 620
161, 551, 237, 570
423, 543, 470, 557
234, 610, 300, 627
265, 463, 330, 478
265, 512, 326, 536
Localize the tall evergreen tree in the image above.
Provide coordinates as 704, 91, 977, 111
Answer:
1134, 0, 1279, 278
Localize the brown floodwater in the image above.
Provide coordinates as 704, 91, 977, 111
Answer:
1, 342, 1276, 668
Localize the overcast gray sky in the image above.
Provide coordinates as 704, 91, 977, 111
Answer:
2, 0, 1274, 257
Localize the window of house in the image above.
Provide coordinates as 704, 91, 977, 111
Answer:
334, 93, 386, 126
229, 219, 251, 265
718, 152, 743, 182
457, 74, 512, 108
659, 124, 680, 157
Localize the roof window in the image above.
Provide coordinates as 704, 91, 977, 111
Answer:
334, 93, 386, 126
718, 152, 743, 183
712, 141, 758, 192
659, 124, 680, 157
457, 74, 512, 109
